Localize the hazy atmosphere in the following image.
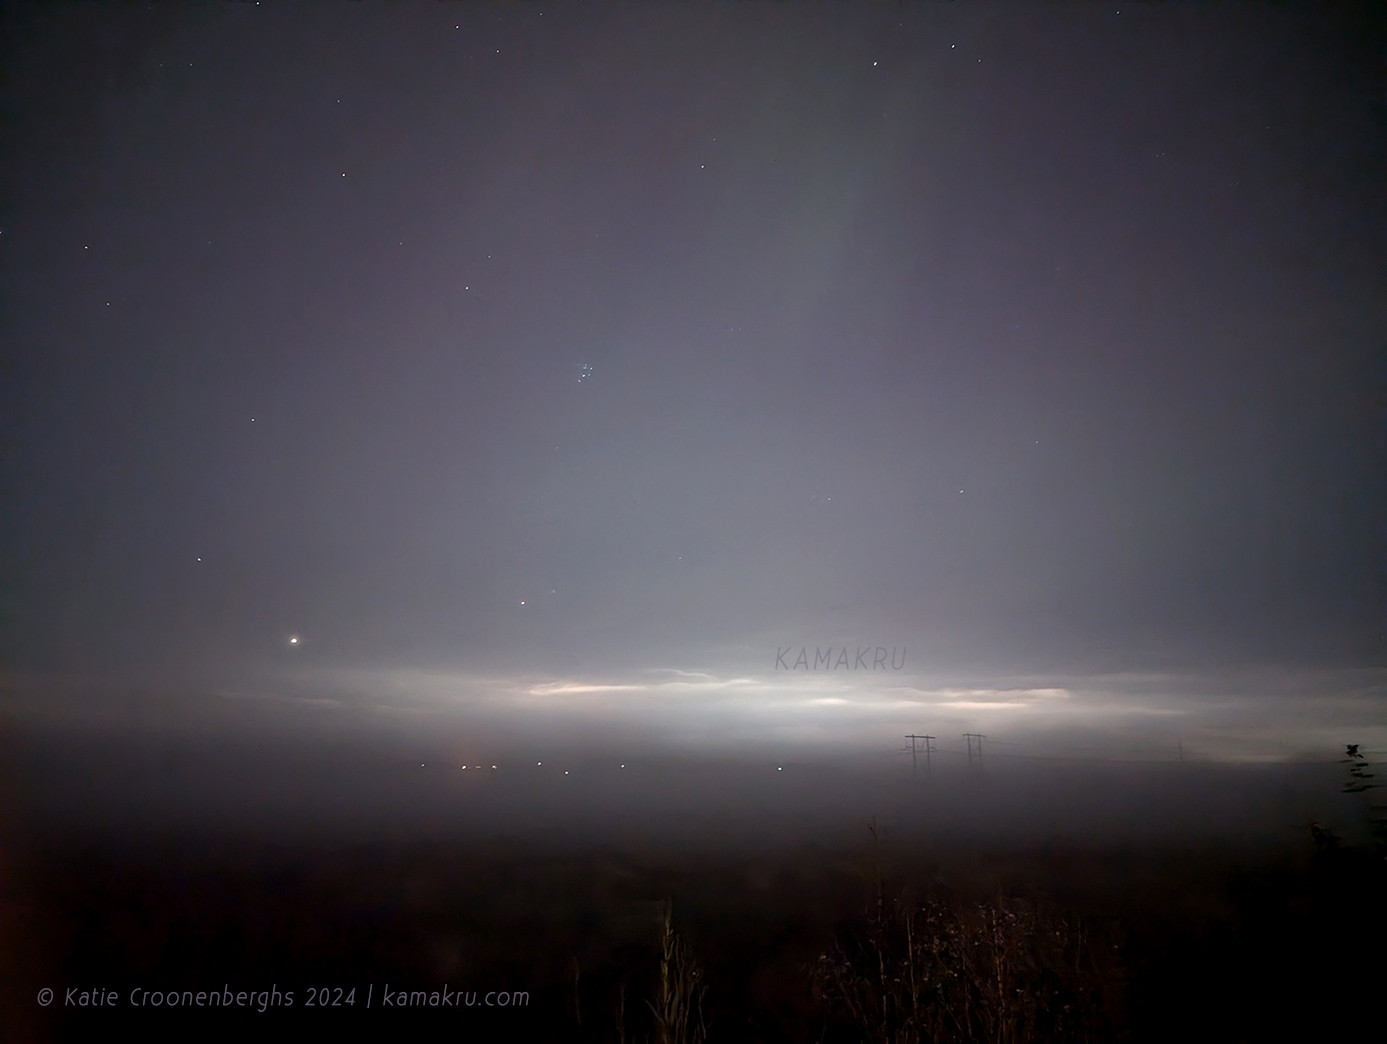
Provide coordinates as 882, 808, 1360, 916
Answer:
3, 4, 1385, 1040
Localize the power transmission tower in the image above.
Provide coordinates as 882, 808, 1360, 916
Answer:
963, 732, 986, 764
904, 734, 936, 777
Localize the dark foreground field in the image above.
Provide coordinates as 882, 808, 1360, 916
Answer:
3, 723, 1384, 1042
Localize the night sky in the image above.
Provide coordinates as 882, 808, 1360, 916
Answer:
3, 4, 1385, 763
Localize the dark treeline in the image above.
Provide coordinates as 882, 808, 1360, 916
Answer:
6, 818, 1385, 1042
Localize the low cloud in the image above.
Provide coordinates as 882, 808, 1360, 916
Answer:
4, 661, 1383, 764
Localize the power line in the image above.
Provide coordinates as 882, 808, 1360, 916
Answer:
963, 732, 986, 764
904, 734, 936, 777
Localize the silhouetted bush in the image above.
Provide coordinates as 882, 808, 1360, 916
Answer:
812, 888, 1125, 1043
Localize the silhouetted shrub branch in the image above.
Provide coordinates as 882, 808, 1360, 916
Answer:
812, 889, 1125, 1043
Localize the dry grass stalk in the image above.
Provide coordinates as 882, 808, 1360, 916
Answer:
648, 901, 708, 1044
